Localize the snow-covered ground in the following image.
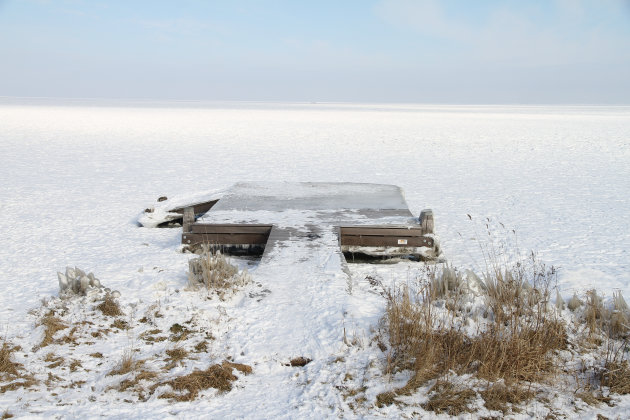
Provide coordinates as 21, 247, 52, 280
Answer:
0, 99, 629, 418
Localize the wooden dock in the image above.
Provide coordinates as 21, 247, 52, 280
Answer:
180, 182, 438, 261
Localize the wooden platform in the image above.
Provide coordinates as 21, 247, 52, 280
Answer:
340, 226, 435, 248
181, 182, 438, 261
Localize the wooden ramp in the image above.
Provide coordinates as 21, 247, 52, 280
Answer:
261, 227, 293, 262
181, 182, 438, 262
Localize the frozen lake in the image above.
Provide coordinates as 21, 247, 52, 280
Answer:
1, 99, 629, 322
1, 99, 630, 418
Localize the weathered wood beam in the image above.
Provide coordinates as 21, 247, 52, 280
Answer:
171, 199, 219, 216
191, 224, 272, 234
339, 226, 424, 237
341, 235, 434, 247
182, 232, 270, 246
183, 207, 195, 233
419, 209, 434, 235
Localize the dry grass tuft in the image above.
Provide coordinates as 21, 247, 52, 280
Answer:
159, 360, 251, 401
1, 409, 13, 419
474, 319, 567, 383
38, 311, 68, 348
0, 374, 38, 393
480, 383, 534, 413
0, 340, 37, 393
576, 391, 612, 406
44, 353, 64, 369
288, 357, 312, 367
140, 328, 167, 343
421, 379, 477, 416
193, 341, 208, 353
59, 326, 79, 345
111, 319, 129, 330
386, 282, 566, 387
97, 295, 123, 317
169, 323, 192, 342
375, 391, 397, 407
117, 369, 159, 398
609, 291, 630, 338
160, 365, 233, 401
69, 359, 82, 372
164, 347, 189, 370
601, 360, 630, 394
0, 342, 22, 378
584, 289, 606, 335
108, 351, 144, 376
187, 247, 250, 298
576, 289, 630, 340
222, 360, 253, 374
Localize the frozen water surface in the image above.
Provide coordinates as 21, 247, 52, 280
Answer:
0, 99, 629, 417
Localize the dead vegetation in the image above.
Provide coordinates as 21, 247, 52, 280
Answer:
59, 326, 79, 345
576, 289, 630, 340
0, 342, 21, 379
158, 361, 251, 401
140, 328, 167, 343
480, 383, 534, 414
193, 341, 209, 353
576, 390, 611, 406
378, 243, 630, 416
187, 247, 250, 298
0, 264, 253, 412
69, 359, 82, 372
111, 319, 129, 330
379, 254, 571, 414
287, 357, 312, 367
44, 353, 64, 369
601, 360, 630, 395
421, 379, 477, 415
108, 351, 144, 376
223, 360, 252, 374
164, 347, 190, 370
169, 323, 192, 342
37, 311, 68, 348
96, 294, 123, 317
0, 340, 37, 393
373, 219, 630, 414
114, 369, 159, 400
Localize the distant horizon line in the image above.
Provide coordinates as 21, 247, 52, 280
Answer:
1, 95, 629, 107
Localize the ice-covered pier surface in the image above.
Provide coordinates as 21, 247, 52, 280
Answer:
195, 180, 426, 259
202, 181, 415, 221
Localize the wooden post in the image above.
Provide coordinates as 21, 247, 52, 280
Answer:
183, 207, 194, 233
419, 209, 434, 235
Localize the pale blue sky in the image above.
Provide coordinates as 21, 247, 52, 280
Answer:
1, 0, 629, 103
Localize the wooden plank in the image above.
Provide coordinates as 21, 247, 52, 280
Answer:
182, 232, 269, 245
183, 207, 194, 233
341, 235, 434, 247
340, 226, 424, 237
419, 209, 434, 235
191, 224, 272, 234
172, 199, 219, 216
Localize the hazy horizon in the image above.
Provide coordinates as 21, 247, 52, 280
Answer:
3, 96, 630, 107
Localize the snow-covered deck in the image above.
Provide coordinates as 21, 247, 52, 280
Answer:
182, 182, 438, 262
